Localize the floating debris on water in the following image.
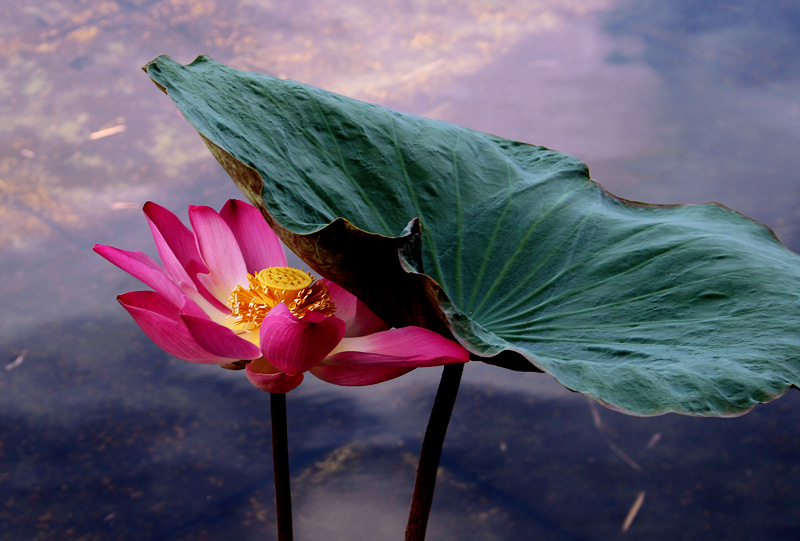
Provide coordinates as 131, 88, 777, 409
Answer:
5, 350, 28, 371
90, 124, 127, 140
646, 433, 662, 449
621, 491, 646, 533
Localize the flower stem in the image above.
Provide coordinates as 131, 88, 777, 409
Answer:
405, 363, 464, 541
270, 392, 293, 541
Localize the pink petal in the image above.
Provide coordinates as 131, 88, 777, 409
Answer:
180, 309, 263, 360
94, 245, 185, 306
143, 201, 209, 280
310, 327, 469, 386
178, 295, 213, 319
245, 358, 304, 393
118, 291, 233, 364
219, 199, 287, 272
258, 303, 346, 375
174, 294, 228, 326
188, 205, 248, 302
310, 364, 413, 386
323, 280, 390, 336
147, 221, 194, 286
144, 202, 225, 311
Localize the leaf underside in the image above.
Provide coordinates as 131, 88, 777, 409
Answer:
146, 55, 800, 416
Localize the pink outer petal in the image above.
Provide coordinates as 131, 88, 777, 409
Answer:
310, 364, 413, 386
309, 327, 469, 386
259, 303, 346, 375
180, 310, 263, 360
118, 291, 234, 364
143, 201, 208, 280
326, 327, 470, 367
219, 199, 287, 272
188, 205, 248, 303
323, 280, 390, 337
94, 245, 185, 306
246, 359, 304, 393
144, 202, 225, 312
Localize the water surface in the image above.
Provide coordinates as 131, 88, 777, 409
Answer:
2, 1, 800, 539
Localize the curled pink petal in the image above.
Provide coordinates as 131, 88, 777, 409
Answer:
323, 280, 390, 336
188, 205, 248, 302
219, 199, 287, 272
94, 245, 185, 306
246, 358, 304, 393
310, 364, 413, 386
181, 310, 262, 360
259, 303, 346, 375
327, 327, 470, 367
118, 291, 233, 364
310, 327, 469, 386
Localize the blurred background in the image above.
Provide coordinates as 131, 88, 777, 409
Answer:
2, 0, 800, 539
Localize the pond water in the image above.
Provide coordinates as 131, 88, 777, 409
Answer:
2, 1, 800, 539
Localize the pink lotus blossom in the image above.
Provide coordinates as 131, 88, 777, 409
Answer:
94, 200, 468, 393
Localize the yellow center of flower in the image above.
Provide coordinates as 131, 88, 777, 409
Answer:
227, 266, 335, 333
258, 266, 313, 291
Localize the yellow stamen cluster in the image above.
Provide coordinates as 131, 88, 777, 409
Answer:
228, 267, 335, 332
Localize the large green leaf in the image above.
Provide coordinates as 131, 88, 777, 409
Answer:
145, 55, 800, 416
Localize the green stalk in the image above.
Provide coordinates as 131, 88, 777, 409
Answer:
405, 363, 464, 541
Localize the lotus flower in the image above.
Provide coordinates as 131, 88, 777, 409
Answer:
94, 199, 469, 393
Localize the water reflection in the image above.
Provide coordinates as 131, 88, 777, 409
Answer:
2, 0, 800, 539
600, 0, 800, 243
